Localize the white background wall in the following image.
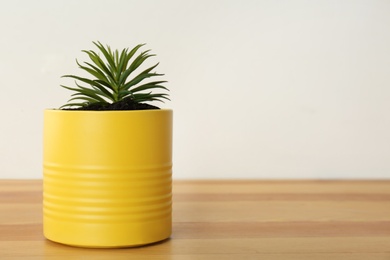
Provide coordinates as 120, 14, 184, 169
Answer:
0, 0, 389, 179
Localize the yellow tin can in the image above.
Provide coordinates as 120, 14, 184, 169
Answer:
43, 109, 172, 248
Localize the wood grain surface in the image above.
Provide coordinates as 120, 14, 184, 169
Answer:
1, 179, 390, 259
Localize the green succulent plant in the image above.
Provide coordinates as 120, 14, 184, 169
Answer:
60, 41, 169, 109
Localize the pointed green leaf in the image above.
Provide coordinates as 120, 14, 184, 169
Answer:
93, 41, 117, 73
62, 75, 114, 100
122, 63, 162, 90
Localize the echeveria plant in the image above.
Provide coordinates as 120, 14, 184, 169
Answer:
61, 42, 169, 110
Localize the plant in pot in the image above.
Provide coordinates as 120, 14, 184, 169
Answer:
43, 42, 172, 248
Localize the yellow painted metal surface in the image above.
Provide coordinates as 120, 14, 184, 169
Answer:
43, 109, 172, 248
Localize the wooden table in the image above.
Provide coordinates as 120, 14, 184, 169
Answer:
1, 180, 390, 259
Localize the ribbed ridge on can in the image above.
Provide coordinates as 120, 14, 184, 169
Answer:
43, 162, 172, 224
